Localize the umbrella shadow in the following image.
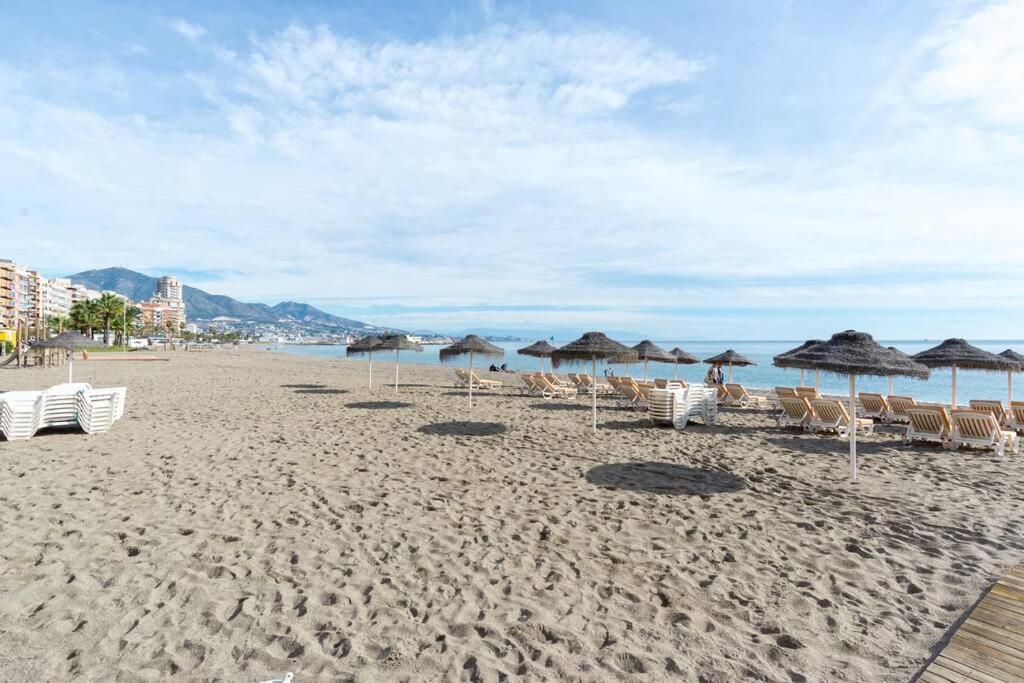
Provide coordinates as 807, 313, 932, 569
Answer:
345, 401, 413, 410
600, 418, 654, 430
294, 388, 349, 395
586, 462, 746, 495
281, 383, 325, 389
417, 422, 507, 437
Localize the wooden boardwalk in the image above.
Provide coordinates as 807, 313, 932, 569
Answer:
920, 561, 1024, 682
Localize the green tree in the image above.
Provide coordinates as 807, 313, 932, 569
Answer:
69, 300, 101, 338
46, 315, 72, 334
113, 305, 142, 346
94, 293, 125, 346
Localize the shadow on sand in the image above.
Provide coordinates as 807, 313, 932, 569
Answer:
529, 402, 589, 411
281, 383, 325, 389
345, 401, 413, 410
294, 388, 349, 395
586, 462, 746, 495
418, 421, 507, 437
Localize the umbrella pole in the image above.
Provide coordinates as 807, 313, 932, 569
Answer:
887, 376, 893, 397
592, 358, 597, 433
643, 359, 648, 382
395, 349, 399, 395
468, 352, 474, 410
951, 364, 957, 410
729, 362, 733, 384
1009, 371, 1014, 406
674, 363, 678, 380
815, 369, 820, 394
800, 369, 805, 387
69, 353, 74, 383
368, 354, 373, 390
849, 374, 857, 481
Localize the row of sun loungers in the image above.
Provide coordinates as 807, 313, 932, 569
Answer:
0, 383, 127, 441
454, 369, 504, 390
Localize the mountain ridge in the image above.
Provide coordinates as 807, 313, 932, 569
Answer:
66, 267, 391, 331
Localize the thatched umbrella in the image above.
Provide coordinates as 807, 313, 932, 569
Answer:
999, 350, 1024, 404
669, 347, 698, 380
632, 340, 675, 381
781, 330, 929, 480
703, 349, 755, 384
552, 332, 638, 432
374, 334, 423, 395
912, 339, 1017, 409
775, 340, 824, 389
346, 335, 383, 390
31, 331, 95, 382
517, 340, 557, 373
440, 335, 505, 409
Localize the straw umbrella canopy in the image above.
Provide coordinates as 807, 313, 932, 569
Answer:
517, 340, 557, 373
780, 330, 929, 480
631, 340, 675, 381
374, 335, 423, 395
703, 349, 755, 384
774, 340, 824, 389
440, 335, 505, 409
912, 339, 1017, 409
551, 332, 638, 433
669, 347, 699, 380
999, 350, 1024, 404
346, 335, 384, 390
31, 331, 95, 382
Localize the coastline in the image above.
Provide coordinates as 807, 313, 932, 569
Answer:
1, 346, 1022, 680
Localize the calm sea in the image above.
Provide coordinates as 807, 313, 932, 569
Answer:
276, 339, 1024, 404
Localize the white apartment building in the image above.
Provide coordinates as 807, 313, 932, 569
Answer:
41, 278, 73, 318
157, 276, 183, 302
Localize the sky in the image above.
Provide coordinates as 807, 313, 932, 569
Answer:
2, 0, 1023, 338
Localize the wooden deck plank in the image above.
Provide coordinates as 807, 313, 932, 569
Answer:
921, 562, 1024, 683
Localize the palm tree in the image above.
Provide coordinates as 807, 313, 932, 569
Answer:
46, 315, 73, 334
94, 293, 125, 346
69, 300, 101, 338
113, 305, 142, 346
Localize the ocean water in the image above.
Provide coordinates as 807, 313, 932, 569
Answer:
276, 339, 1024, 405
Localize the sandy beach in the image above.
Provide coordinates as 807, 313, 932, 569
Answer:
2, 348, 1023, 681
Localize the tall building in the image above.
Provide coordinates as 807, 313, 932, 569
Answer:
0, 260, 17, 331
14, 266, 41, 327
41, 277, 72, 319
67, 282, 101, 305
157, 276, 183, 302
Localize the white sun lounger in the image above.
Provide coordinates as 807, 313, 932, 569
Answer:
41, 382, 93, 429
950, 410, 1019, 456
858, 392, 891, 422
808, 398, 874, 439
903, 407, 951, 447
777, 397, 811, 429
75, 387, 127, 435
0, 391, 44, 441
968, 399, 1008, 427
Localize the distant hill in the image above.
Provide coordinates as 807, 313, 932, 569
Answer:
67, 267, 392, 331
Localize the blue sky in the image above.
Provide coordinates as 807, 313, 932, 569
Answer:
2, 1, 1022, 337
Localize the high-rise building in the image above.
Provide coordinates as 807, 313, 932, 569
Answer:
41, 277, 72, 319
0, 260, 17, 331
14, 266, 41, 326
157, 276, 183, 302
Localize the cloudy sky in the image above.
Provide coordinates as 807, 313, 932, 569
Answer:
2, 1, 1022, 338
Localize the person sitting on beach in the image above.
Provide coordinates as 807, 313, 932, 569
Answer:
489, 364, 498, 372
500, 363, 508, 372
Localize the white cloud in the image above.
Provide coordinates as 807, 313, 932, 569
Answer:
916, 1, 1024, 124
170, 18, 206, 42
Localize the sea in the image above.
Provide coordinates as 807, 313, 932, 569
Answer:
276, 339, 1024, 405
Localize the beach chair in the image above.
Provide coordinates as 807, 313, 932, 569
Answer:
969, 400, 1007, 426
454, 369, 471, 388
724, 383, 769, 408
543, 373, 570, 388
808, 398, 874, 438
534, 375, 577, 399
0, 391, 44, 441
615, 380, 647, 410
949, 410, 1019, 456
887, 396, 917, 425
519, 374, 540, 396
469, 372, 503, 390
775, 387, 798, 399
858, 392, 891, 422
647, 388, 677, 425
903, 407, 951, 447
75, 387, 127, 435
1009, 401, 1024, 433
795, 386, 819, 400
41, 382, 93, 430
777, 397, 812, 430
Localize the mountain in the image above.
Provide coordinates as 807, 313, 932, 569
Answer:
67, 267, 392, 331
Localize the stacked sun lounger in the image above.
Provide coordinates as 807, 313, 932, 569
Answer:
647, 384, 717, 429
0, 384, 126, 440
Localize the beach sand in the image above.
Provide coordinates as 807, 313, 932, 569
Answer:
2, 348, 1023, 681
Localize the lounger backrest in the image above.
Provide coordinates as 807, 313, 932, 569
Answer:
810, 399, 846, 425
795, 387, 818, 399
888, 396, 917, 416
725, 383, 747, 400
907, 407, 949, 436
969, 400, 1006, 423
775, 387, 798, 398
859, 393, 887, 413
952, 410, 998, 439
1012, 401, 1024, 424
780, 397, 810, 419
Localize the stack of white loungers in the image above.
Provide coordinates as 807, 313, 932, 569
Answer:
0, 383, 126, 441
648, 383, 719, 430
